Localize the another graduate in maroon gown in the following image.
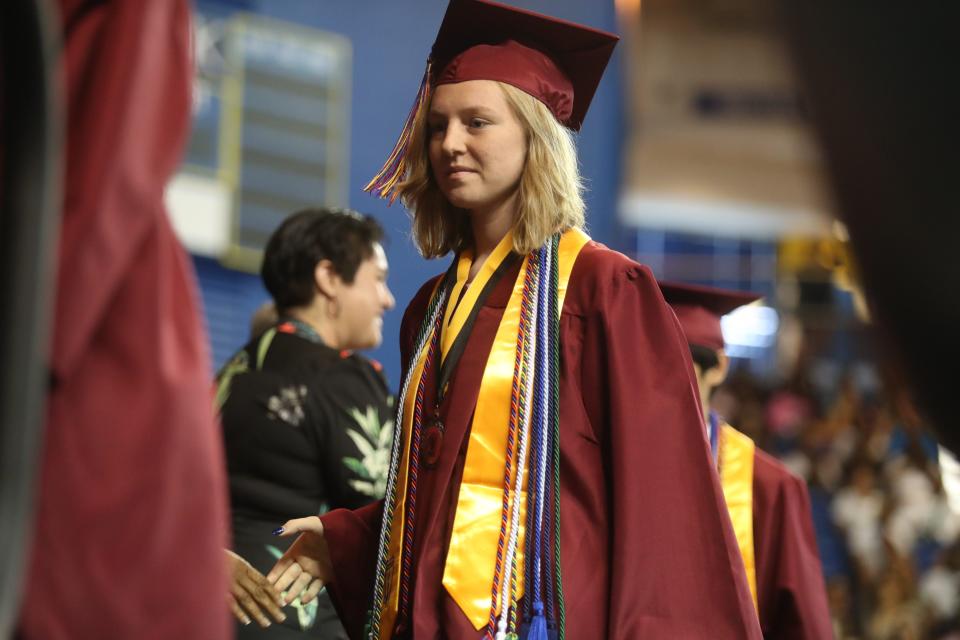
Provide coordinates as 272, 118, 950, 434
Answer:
267, 2, 761, 639
661, 281, 834, 639
17, 2, 231, 638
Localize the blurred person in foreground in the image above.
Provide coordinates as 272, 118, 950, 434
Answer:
215, 209, 396, 638
263, 1, 761, 638
661, 281, 834, 640
16, 2, 230, 638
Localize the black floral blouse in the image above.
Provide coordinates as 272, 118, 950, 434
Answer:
215, 320, 393, 638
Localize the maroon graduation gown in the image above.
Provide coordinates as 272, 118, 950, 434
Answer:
17, 2, 230, 638
321, 242, 762, 639
752, 450, 834, 639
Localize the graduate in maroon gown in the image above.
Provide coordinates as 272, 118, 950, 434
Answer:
16, 1, 230, 638
660, 281, 834, 639
267, 2, 761, 638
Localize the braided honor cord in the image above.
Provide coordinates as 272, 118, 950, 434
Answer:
494, 250, 543, 639
546, 233, 565, 638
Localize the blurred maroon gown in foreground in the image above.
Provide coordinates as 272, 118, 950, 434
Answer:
17, 1, 230, 638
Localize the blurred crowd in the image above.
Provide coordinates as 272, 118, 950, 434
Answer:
715, 358, 960, 640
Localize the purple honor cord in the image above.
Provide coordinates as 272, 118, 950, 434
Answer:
525, 243, 552, 640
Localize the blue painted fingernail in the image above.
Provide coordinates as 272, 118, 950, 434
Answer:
271, 526, 284, 536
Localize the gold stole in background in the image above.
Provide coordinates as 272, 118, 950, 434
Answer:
719, 423, 758, 610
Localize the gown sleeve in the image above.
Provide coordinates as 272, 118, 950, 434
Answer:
580, 257, 762, 638
753, 451, 834, 639
321, 500, 384, 640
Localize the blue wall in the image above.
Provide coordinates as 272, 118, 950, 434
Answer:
194, 0, 625, 385
193, 256, 266, 373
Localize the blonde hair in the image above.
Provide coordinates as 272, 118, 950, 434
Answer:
396, 81, 585, 258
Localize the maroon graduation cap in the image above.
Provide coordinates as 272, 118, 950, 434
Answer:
660, 281, 763, 351
365, 0, 619, 201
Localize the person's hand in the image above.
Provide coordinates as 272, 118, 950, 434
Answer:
225, 549, 287, 627
266, 516, 333, 605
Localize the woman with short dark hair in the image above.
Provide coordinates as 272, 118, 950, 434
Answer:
216, 208, 395, 638
261, 209, 387, 317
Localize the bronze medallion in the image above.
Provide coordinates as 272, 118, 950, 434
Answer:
422, 415, 445, 468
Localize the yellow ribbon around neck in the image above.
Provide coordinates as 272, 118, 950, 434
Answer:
441, 230, 517, 364
442, 228, 589, 630
378, 231, 518, 637
719, 423, 758, 611
377, 228, 589, 637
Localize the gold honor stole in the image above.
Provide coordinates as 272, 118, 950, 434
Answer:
719, 423, 758, 610
378, 228, 590, 637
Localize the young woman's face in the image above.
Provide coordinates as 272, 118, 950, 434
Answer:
336, 242, 395, 350
427, 80, 527, 213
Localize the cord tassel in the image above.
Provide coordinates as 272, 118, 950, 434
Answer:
523, 602, 548, 640
364, 60, 432, 203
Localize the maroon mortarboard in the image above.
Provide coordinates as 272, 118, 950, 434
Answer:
430, 0, 618, 131
659, 281, 763, 351
365, 0, 619, 202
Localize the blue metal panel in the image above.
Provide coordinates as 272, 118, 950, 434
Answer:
192, 256, 269, 372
